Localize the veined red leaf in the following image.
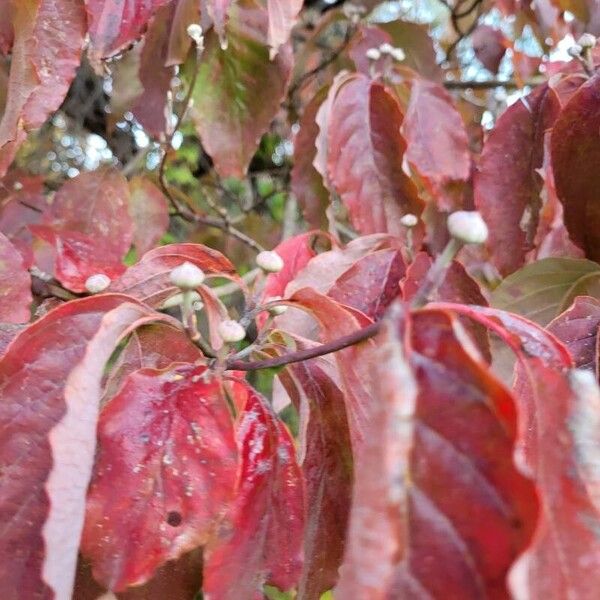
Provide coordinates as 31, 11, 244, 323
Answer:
336, 305, 537, 598
203, 384, 304, 599
189, 4, 293, 177
166, 0, 200, 66
547, 296, 600, 379
0, 232, 31, 323
44, 168, 134, 261
328, 248, 405, 320
279, 355, 353, 599
551, 72, 600, 261
325, 73, 423, 236
289, 287, 375, 447
103, 323, 202, 401
266, 0, 303, 57
110, 243, 236, 307
127, 177, 169, 255
85, 0, 171, 59
81, 364, 237, 591
474, 84, 561, 274
430, 302, 600, 599
30, 226, 127, 292
403, 79, 471, 210
291, 87, 330, 230
0, 295, 174, 599
0, 0, 85, 175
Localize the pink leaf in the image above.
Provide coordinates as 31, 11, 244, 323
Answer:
267, 0, 303, 57
127, 177, 169, 255
0, 232, 31, 323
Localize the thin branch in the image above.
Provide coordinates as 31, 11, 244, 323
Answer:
225, 321, 380, 371
443, 77, 544, 90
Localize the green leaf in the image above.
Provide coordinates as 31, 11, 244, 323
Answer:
491, 258, 600, 325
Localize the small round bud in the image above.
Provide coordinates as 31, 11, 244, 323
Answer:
256, 250, 284, 273
218, 319, 246, 343
379, 43, 393, 54
266, 296, 288, 315
186, 23, 204, 45
366, 48, 381, 61
447, 211, 489, 245
578, 33, 597, 48
568, 43, 583, 58
170, 261, 205, 289
85, 273, 111, 294
400, 213, 418, 228
13, 181, 23, 191
390, 47, 406, 62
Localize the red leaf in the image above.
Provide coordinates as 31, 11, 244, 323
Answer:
0, 0, 13, 55
0, 295, 173, 599
547, 296, 600, 379
279, 355, 353, 598
111, 243, 236, 306
44, 168, 134, 261
166, 0, 200, 66
291, 87, 330, 230
267, 0, 303, 57
30, 226, 127, 293
472, 25, 506, 74
189, 4, 293, 177
328, 248, 405, 320
431, 302, 600, 598
85, 0, 171, 59
336, 305, 537, 598
0, 232, 31, 323
0, 0, 85, 175
81, 364, 237, 591
128, 177, 169, 255
475, 84, 561, 274
130, 4, 175, 137
324, 74, 423, 236
206, 0, 233, 44
403, 79, 471, 210
551, 72, 600, 261
261, 232, 322, 302
203, 385, 304, 599
289, 287, 375, 447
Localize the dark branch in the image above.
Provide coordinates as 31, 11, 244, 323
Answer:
225, 321, 381, 371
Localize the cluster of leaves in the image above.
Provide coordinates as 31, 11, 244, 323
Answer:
3, 0, 600, 599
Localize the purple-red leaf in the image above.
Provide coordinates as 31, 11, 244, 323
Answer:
203, 384, 304, 599
403, 79, 471, 210
85, 0, 171, 59
336, 305, 537, 598
551, 72, 600, 261
127, 177, 169, 255
472, 25, 506, 74
0, 232, 31, 323
81, 364, 237, 591
475, 84, 561, 274
267, 0, 303, 57
324, 74, 423, 236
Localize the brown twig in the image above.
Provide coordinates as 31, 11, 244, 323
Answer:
225, 321, 380, 371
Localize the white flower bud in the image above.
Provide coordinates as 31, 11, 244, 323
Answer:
366, 48, 381, 61
390, 47, 406, 62
447, 211, 489, 244
400, 213, 418, 228
169, 261, 205, 289
266, 296, 288, 315
379, 43, 394, 54
578, 33, 596, 48
568, 43, 583, 58
218, 319, 246, 343
187, 24, 204, 45
85, 273, 111, 294
256, 250, 284, 273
